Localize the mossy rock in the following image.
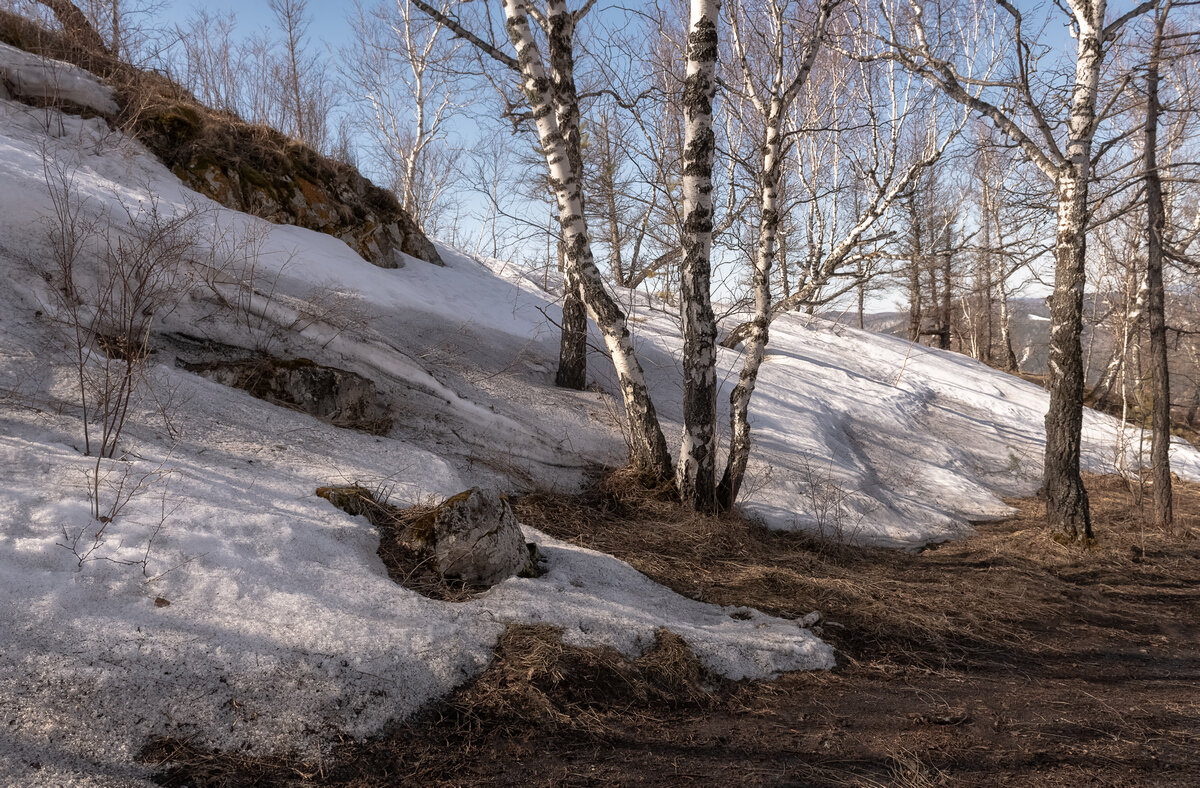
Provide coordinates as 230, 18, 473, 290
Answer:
143, 104, 203, 149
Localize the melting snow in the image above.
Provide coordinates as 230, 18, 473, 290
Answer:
1, 47, 1197, 786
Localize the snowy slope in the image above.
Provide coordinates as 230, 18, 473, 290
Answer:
2, 47, 1199, 786
0, 50, 832, 787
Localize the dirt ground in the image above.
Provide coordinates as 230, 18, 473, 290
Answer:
145, 472, 1200, 787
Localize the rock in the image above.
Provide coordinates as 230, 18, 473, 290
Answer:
181, 356, 392, 435
408, 488, 536, 587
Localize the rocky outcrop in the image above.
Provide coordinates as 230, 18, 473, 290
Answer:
138, 105, 442, 269
0, 11, 442, 269
409, 489, 539, 587
181, 356, 392, 435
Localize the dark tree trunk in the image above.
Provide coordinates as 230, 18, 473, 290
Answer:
938, 226, 952, 350
1145, 0, 1173, 532
907, 195, 923, 341
1043, 177, 1092, 542
556, 258, 588, 390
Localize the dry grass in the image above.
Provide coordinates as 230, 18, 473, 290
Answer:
514, 469, 1198, 672
143, 468, 1200, 785
314, 485, 476, 603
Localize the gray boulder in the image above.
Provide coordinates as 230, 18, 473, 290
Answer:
408, 488, 537, 587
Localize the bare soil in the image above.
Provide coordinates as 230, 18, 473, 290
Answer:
144, 472, 1200, 787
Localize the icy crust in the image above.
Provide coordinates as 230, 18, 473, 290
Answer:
0, 42, 118, 115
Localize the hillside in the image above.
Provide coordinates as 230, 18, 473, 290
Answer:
2, 40, 1199, 787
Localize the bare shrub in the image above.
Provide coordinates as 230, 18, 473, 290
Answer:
41, 154, 200, 520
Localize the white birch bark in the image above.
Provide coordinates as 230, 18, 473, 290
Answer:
501, 0, 672, 477
718, 0, 834, 508
676, 0, 721, 510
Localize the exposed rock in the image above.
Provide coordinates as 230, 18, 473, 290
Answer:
315, 484, 542, 597
170, 151, 442, 269
409, 488, 538, 587
0, 14, 441, 269
182, 356, 392, 435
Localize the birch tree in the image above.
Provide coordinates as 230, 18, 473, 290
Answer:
343, 0, 463, 233
411, 0, 673, 477
720, 41, 961, 350
715, 0, 835, 508
879, 0, 1158, 542
676, 0, 722, 511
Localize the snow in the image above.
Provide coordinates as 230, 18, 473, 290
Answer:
0, 42, 118, 116
2, 57, 1199, 785
0, 92, 832, 785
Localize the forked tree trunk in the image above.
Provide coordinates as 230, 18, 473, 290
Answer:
717, 0, 833, 509
1144, 0, 1173, 532
504, 0, 671, 476
1091, 274, 1147, 411
676, 0, 721, 511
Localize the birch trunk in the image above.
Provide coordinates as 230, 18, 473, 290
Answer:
717, 0, 833, 509
717, 106, 782, 509
676, 0, 721, 510
545, 6, 588, 391
1042, 9, 1104, 540
556, 251, 588, 389
503, 0, 671, 476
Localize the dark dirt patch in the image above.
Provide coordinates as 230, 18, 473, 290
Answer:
145, 471, 1200, 787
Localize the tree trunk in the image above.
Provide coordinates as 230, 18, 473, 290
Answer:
998, 276, 1019, 373
676, 0, 721, 511
938, 230, 952, 350
718, 109, 782, 510
1041, 4, 1111, 543
1145, 0, 1173, 532
556, 249, 588, 390
506, 0, 670, 477
1043, 180, 1093, 541
1091, 274, 1147, 411
907, 195, 923, 341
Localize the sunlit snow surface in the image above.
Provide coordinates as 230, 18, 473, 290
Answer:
0, 53, 835, 786
2, 48, 1198, 786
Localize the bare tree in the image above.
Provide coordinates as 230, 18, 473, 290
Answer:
343, 0, 462, 234
879, 0, 1158, 542
716, 0, 836, 508
411, 0, 673, 477
1144, 0, 1173, 532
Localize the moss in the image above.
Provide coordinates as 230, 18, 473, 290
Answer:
145, 104, 203, 148
316, 485, 378, 518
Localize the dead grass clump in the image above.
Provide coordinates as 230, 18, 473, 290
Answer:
436, 624, 715, 735
315, 485, 474, 602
